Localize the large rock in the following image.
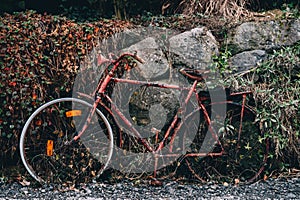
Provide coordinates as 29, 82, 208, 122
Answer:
229, 50, 267, 73
227, 19, 300, 53
169, 27, 219, 70
123, 27, 219, 79
125, 37, 170, 80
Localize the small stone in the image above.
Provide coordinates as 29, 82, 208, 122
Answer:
287, 193, 297, 199
223, 182, 229, 187
23, 190, 29, 195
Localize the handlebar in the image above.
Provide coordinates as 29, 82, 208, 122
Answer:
114, 52, 145, 65
97, 52, 144, 70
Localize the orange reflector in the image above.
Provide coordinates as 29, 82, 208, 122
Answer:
65, 110, 82, 117
35, 119, 42, 126
46, 140, 54, 156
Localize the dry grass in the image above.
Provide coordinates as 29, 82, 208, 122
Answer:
178, 0, 253, 20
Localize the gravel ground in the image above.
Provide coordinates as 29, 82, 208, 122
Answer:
0, 176, 299, 200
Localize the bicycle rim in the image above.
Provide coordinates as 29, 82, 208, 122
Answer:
19, 98, 113, 185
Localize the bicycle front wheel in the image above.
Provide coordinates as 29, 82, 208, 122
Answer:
20, 98, 113, 185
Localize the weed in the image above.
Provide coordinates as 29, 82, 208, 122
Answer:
223, 42, 300, 168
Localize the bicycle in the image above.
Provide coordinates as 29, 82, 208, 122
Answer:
20, 52, 269, 184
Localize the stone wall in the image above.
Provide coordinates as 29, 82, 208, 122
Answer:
226, 19, 299, 73
118, 19, 299, 79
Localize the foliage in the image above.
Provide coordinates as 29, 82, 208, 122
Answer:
0, 0, 25, 14
212, 47, 234, 77
223, 42, 300, 169
281, 2, 300, 18
248, 0, 299, 11
0, 10, 132, 161
40, 0, 165, 20
254, 43, 300, 163
1, 0, 299, 21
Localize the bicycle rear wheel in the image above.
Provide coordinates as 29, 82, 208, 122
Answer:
185, 102, 269, 183
19, 98, 113, 185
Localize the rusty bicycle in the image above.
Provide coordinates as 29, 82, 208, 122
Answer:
20, 52, 269, 184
